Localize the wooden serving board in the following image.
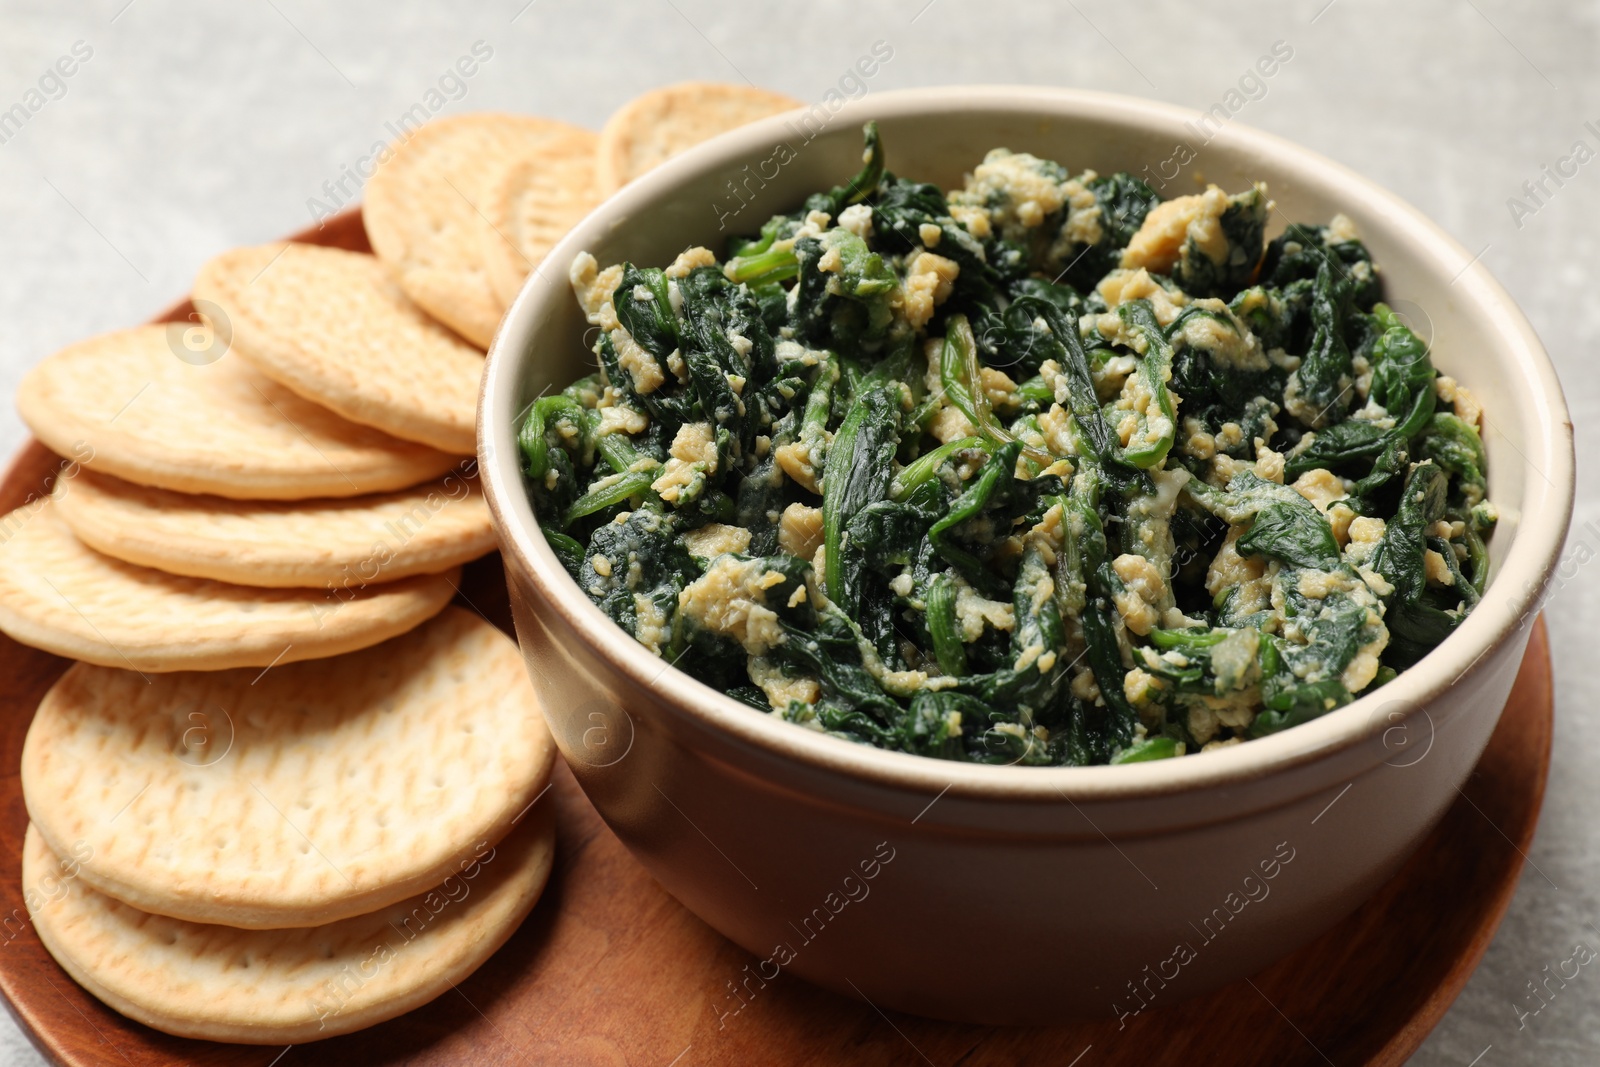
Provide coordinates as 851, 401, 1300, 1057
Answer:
0, 213, 1555, 1066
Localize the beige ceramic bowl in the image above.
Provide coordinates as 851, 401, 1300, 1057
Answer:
479, 87, 1574, 1023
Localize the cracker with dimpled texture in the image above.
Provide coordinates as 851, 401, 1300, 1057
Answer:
22, 606, 556, 931
53, 466, 494, 588
195, 244, 483, 454
22, 805, 555, 1043
481, 129, 604, 308
0, 500, 457, 671
15, 325, 458, 500
596, 81, 801, 194
362, 113, 597, 348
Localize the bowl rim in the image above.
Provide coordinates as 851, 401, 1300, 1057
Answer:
479, 85, 1575, 802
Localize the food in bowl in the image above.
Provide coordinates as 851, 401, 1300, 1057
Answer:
518, 123, 1497, 766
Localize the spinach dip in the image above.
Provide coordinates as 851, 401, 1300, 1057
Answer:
520, 124, 1496, 766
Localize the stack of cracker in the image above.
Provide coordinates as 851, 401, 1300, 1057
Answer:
0, 81, 797, 1044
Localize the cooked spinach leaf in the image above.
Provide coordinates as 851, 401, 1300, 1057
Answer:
522, 125, 1497, 766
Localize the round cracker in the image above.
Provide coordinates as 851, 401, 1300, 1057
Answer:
194, 244, 483, 454
22, 606, 556, 930
363, 113, 596, 348
23, 804, 555, 1043
15, 325, 458, 500
51, 465, 494, 588
0, 499, 457, 671
481, 130, 604, 308
596, 81, 801, 193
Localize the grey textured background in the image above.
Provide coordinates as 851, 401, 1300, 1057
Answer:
0, 1, 1595, 1063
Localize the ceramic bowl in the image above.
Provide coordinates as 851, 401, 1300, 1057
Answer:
478, 87, 1574, 1023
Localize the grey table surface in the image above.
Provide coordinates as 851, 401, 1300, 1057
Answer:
0, 1, 1594, 1063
